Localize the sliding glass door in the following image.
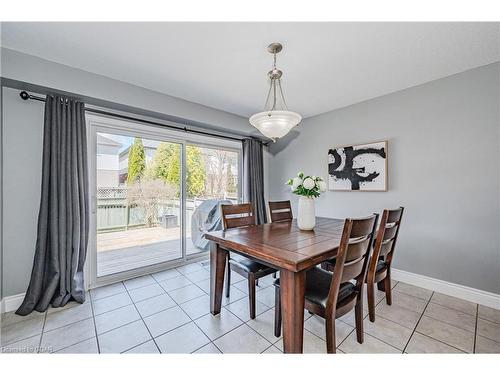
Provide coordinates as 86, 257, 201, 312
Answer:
88, 116, 241, 287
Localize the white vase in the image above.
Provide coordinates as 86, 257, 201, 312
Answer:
297, 196, 316, 230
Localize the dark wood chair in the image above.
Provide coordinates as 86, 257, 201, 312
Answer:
268, 200, 293, 222
221, 203, 277, 319
274, 214, 378, 353
366, 207, 404, 322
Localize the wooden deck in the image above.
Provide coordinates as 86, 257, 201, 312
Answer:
97, 227, 202, 276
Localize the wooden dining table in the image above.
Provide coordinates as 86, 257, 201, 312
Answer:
205, 217, 345, 353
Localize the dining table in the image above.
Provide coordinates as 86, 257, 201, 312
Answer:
205, 216, 345, 353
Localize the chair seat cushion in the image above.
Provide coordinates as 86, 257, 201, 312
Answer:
274, 267, 356, 308
229, 257, 272, 273
376, 260, 387, 272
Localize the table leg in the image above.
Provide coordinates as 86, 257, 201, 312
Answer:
210, 242, 227, 315
280, 269, 306, 353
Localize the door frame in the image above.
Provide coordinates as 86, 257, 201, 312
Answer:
85, 114, 242, 290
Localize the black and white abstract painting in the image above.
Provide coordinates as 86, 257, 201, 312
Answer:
328, 141, 387, 191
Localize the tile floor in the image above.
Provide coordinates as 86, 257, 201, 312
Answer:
1, 261, 499, 354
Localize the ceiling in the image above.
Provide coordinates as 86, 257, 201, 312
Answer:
2, 22, 499, 119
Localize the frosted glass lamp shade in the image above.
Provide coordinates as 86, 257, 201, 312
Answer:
249, 110, 302, 141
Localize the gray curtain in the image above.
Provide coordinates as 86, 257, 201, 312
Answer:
16, 95, 89, 316
242, 138, 267, 224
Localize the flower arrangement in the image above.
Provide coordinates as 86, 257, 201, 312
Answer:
286, 172, 327, 198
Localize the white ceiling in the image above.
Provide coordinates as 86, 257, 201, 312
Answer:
2, 22, 499, 118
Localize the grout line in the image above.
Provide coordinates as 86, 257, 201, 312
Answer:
42, 316, 96, 353
91, 295, 133, 317
475, 332, 500, 345
335, 294, 386, 350
427, 300, 477, 318
123, 281, 158, 292
172, 291, 254, 353
190, 281, 278, 353
211, 339, 224, 353
155, 267, 215, 352
194, 342, 221, 353
476, 315, 500, 325
43, 299, 102, 353
122, 339, 158, 354
387, 289, 471, 353
193, 308, 245, 349
204, 312, 278, 354
409, 330, 468, 353
88, 292, 101, 353
421, 304, 477, 334
363, 331, 403, 352
122, 279, 162, 353
392, 284, 433, 302
473, 304, 479, 353
42, 304, 95, 333
260, 342, 276, 354
37, 312, 47, 353
402, 291, 434, 353
373, 302, 425, 331
1, 311, 45, 330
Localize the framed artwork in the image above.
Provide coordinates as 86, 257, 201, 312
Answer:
328, 140, 388, 191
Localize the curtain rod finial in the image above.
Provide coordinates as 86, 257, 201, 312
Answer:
20, 91, 30, 100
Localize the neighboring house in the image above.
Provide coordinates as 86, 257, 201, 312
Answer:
119, 139, 158, 183
97, 134, 122, 187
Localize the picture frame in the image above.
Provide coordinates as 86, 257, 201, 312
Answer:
328, 140, 388, 191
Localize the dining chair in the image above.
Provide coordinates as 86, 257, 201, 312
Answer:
268, 200, 293, 222
273, 214, 378, 353
365, 207, 404, 322
221, 203, 277, 319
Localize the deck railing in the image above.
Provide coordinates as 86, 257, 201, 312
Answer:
96, 188, 237, 233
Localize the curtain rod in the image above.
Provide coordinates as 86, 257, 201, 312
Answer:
19, 90, 268, 145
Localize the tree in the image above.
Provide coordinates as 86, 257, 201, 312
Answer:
226, 165, 236, 195
148, 143, 206, 198
127, 138, 146, 183
204, 149, 232, 198
146, 142, 176, 181
186, 146, 206, 198
127, 179, 176, 227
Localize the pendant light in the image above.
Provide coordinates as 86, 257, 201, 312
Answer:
249, 42, 302, 142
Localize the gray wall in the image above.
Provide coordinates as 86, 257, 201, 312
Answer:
268, 63, 500, 294
2, 87, 44, 297
0, 49, 259, 298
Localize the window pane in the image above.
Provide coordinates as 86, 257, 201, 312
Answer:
186, 145, 239, 255
96, 132, 182, 276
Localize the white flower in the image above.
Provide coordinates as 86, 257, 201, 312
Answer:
318, 180, 327, 192
303, 177, 315, 190
292, 177, 302, 190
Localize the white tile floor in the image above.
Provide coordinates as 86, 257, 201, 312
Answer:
1, 260, 499, 354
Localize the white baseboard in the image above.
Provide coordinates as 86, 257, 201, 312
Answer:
392, 268, 500, 309
1, 293, 25, 314
1, 270, 499, 313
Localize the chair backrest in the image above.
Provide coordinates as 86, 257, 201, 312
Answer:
368, 207, 404, 276
327, 214, 378, 311
221, 203, 256, 230
268, 200, 293, 222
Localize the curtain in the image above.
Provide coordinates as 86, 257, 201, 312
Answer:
16, 95, 89, 316
242, 138, 267, 225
